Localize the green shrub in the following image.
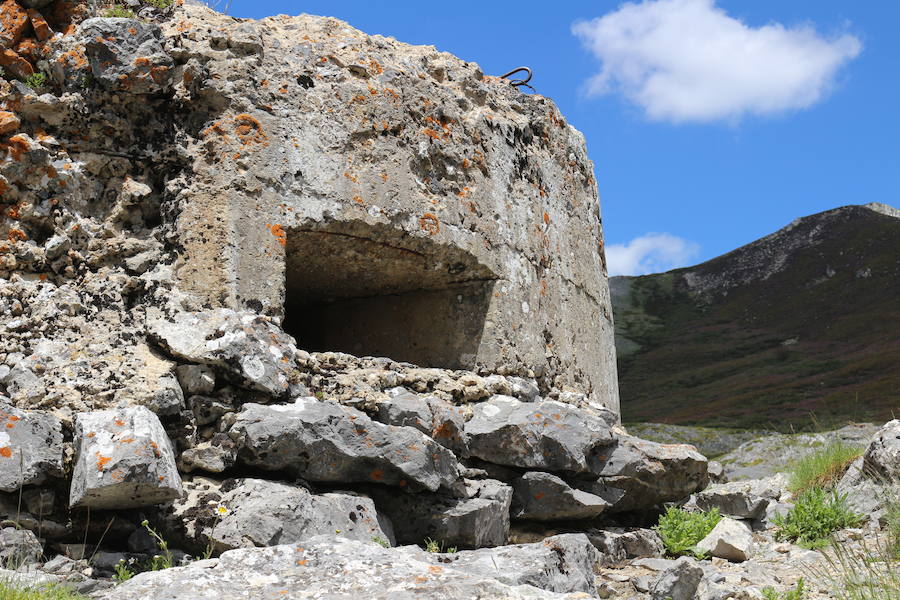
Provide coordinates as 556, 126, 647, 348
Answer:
103, 5, 135, 17
762, 578, 806, 600
787, 441, 864, 494
146, 0, 173, 7
653, 506, 722, 558
24, 72, 48, 90
0, 581, 87, 600
774, 487, 862, 549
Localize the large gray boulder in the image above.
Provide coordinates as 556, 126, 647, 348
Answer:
511, 471, 608, 521
836, 420, 900, 522
229, 398, 459, 491
69, 406, 183, 509
369, 479, 511, 549
375, 389, 468, 455
694, 474, 789, 519
172, 478, 393, 552
0, 401, 64, 492
93, 536, 588, 599
422, 533, 603, 597
80, 18, 174, 94
464, 397, 614, 473
149, 309, 297, 397
861, 419, 900, 480
580, 435, 708, 512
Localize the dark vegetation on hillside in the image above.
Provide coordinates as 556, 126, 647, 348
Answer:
614, 205, 900, 430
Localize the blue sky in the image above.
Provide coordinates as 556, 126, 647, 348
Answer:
232, 0, 899, 275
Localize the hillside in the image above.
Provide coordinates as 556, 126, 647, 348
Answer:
613, 203, 900, 429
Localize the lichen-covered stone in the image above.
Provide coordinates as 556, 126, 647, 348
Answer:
149, 309, 297, 397
70, 406, 183, 509
421, 534, 603, 596
0, 401, 64, 492
580, 435, 708, 512
93, 536, 588, 600
369, 479, 511, 549
171, 478, 394, 553
374, 388, 468, 455
465, 396, 614, 473
511, 471, 608, 521
229, 398, 459, 491
79, 18, 173, 93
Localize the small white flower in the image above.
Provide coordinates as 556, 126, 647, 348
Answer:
214, 504, 230, 517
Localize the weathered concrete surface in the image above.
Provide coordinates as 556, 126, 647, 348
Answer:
229, 398, 459, 491
93, 536, 588, 600
0, 400, 64, 492
156, 2, 619, 414
69, 406, 182, 509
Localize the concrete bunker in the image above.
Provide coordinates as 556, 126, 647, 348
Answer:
282, 221, 497, 369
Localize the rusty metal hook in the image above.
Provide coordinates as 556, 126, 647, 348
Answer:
499, 67, 535, 92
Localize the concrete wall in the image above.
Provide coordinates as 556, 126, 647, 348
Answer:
167, 6, 619, 415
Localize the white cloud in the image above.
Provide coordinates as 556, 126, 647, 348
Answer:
606, 233, 700, 276
572, 0, 862, 123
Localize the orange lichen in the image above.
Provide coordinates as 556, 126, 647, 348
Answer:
96, 454, 112, 470
0, 447, 10, 458
422, 128, 442, 141
266, 223, 287, 246
7, 229, 26, 242
369, 469, 384, 480
114, 419, 125, 426
343, 171, 358, 183
419, 213, 440, 235
543, 212, 550, 225
233, 113, 267, 146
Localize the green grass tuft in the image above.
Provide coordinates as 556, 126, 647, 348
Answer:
0, 581, 87, 600
774, 487, 862, 549
787, 442, 864, 494
762, 578, 806, 600
102, 5, 135, 17
653, 506, 722, 558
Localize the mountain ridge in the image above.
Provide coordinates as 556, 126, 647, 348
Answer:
612, 202, 900, 429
